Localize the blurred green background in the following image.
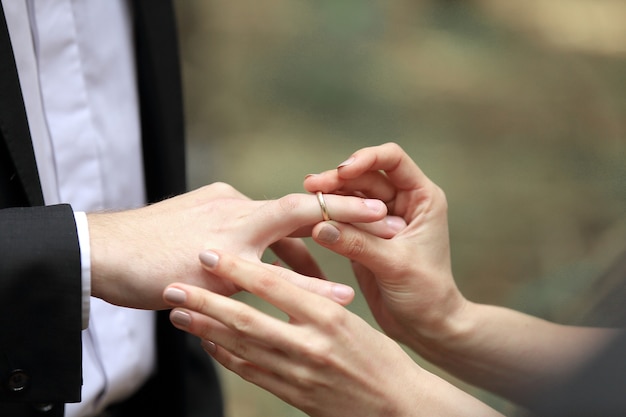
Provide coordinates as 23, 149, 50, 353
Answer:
174, 1, 626, 415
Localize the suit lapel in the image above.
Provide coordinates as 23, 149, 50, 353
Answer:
133, 0, 187, 203
0, 3, 44, 207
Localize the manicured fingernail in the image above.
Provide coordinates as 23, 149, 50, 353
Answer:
332, 284, 354, 301
170, 310, 191, 328
164, 287, 187, 305
337, 157, 355, 168
201, 340, 217, 354
317, 223, 340, 244
364, 199, 385, 213
199, 250, 219, 269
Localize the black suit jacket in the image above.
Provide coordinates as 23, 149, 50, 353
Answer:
0, 2, 223, 416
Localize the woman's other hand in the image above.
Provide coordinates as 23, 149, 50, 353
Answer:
164, 250, 503, 417
304, 143, 466, 350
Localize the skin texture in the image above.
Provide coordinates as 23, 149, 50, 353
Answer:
165, 143, 619, 414
164, 252, 504, 417
303, 143, 620, 403
305, 142, 461, 344
88, 181, 391, 310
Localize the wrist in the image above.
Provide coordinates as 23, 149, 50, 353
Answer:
414, 367, 505, 417
87, 210, 140, 304
403, 296, 477, 364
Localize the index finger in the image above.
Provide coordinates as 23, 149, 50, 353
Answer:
305, 142, 430, 194
198, 250, 337, 323
339, 143, 427, 188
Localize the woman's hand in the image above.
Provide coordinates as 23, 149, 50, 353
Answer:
303, 144, 623, 405
303, 143, 466, 348
164, 250, 503, 417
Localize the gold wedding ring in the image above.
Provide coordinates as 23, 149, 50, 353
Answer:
316, 191, 331, 221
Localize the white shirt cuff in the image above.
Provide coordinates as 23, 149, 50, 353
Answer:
74, 211, 91, 329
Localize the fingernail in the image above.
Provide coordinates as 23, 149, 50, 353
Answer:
385, 216, 407, 232
337, 157, 355, 168
364, 199, 385, 213
304, 174, 317, 179
201, 339, 217, 354
164, 287, 187, 305
317, 223, 340, 244
170, 310, 191, 328
332, 284, 354, 301
199, 250, 219, 269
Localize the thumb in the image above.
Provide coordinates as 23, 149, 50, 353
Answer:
312, 221, 390, 272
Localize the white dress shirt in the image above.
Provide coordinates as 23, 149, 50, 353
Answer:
2, 1, 156, 416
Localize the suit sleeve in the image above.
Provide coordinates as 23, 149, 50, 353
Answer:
0, 204, 82, 404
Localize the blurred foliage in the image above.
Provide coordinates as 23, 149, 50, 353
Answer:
175, 1, 626, 416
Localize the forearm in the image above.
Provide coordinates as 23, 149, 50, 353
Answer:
408, 301, 620, 405
411, 368, 505, 417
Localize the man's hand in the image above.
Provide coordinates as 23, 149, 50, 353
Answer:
88, 182, 389, 310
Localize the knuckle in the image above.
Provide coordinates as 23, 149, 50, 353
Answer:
341, 233, 367, 259
288, 364, 317, 391
315, 306, 345, 330
209, 181, 236, 195
276, 193, 301, 215
301, 338, 334, 364
298, 312, 345, 361
236, 361, 259, 384
229, 335, 250, 359
384, 141, 402, 153
249, 268, 281, 299
197, 323, 217, 343
435, 186, 449, 211
230, 308, 255, 335
427, 184, 448, 216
